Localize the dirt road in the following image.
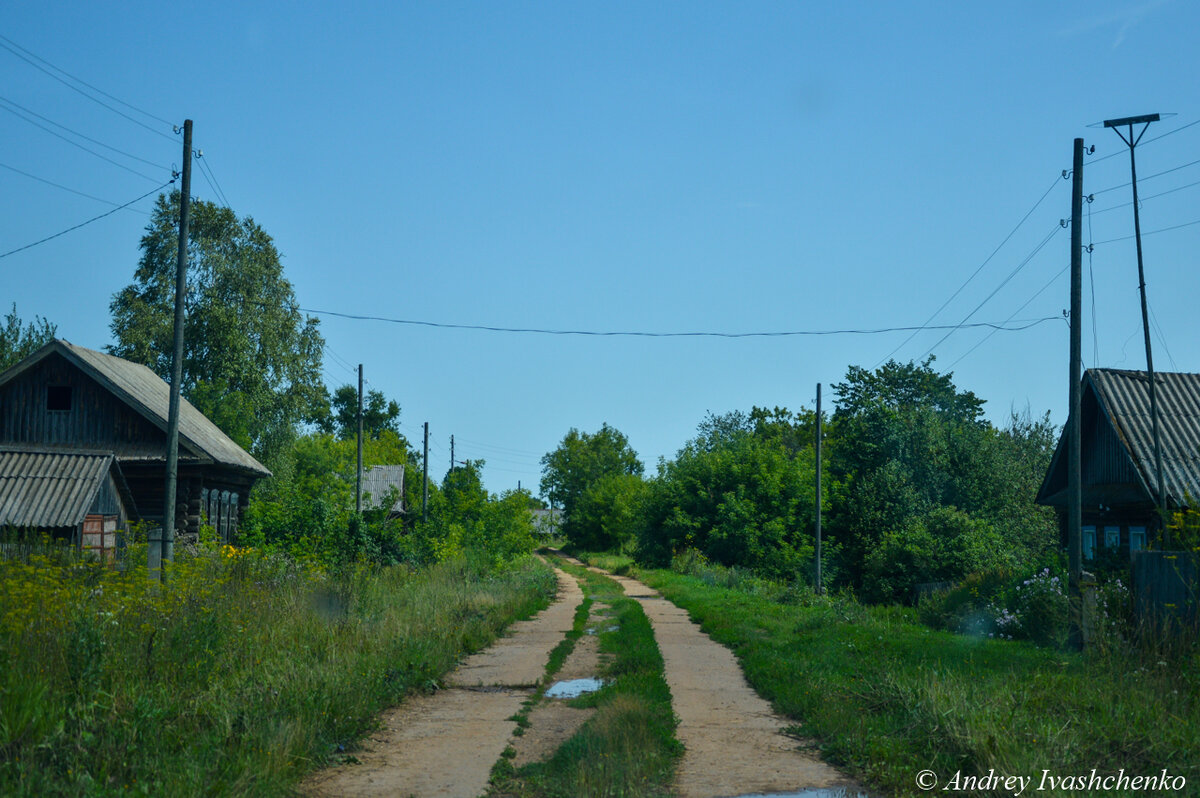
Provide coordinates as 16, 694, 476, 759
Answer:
304, 558, 863, 798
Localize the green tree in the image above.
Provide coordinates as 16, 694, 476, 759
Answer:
540, 424, 643, 544
0, 304, 56, 372
108, 191, 325, 467
319, 384, 401, 440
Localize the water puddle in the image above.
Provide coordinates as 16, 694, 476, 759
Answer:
585, 624, 619, 636
544, 678, 607, 699
731, 790, 874, 798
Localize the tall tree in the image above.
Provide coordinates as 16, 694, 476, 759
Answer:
0, 304, 56, 372
320, 384, 401, 440
109, 191, 325, 466
540, 423, 643, 542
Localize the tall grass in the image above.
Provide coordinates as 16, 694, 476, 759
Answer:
0, 543, 555, 797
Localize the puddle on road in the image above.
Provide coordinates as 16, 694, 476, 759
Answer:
730, 790, 874, 798
544, 678, 607, 699
585, 624, 619, 636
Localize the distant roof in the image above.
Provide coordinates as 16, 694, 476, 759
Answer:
0, 340, 269, 477
0, 448, 132, 527
362, 464, 404, 513
1089, 368, 1200, 505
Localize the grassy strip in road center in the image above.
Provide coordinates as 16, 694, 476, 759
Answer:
628, 565, 1200, 798
490, 558, 680, 797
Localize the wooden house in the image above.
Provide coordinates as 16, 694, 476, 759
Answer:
0, 448, 136, 558
362, 464, 405, 517
1036, 368, 1200, 559
0, 339, 270, 544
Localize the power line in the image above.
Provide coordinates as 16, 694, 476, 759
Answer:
1090, 156, 1200, 196
1087, 117, 1200, 165
948, 264, 1070, 369
0, 34, 177, 141
1091, 217, 1200, 246
875, 173, 1065, 367
300, 306, 1060, 338
920, 224, 1062, 359
0, 95, 170, 171
195, 153, 231, 208
1147, 301, 1178, 372
0, 178, 175, 259
0, 98, 167, 182
1085, 177, 1200, 218
0, 160, 150, 214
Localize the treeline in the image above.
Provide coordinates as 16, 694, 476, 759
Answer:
542, 358, 1060, 602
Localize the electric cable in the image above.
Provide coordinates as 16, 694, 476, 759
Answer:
948, 264, 1070, 369
1086, 117, 1200, 165
300, 307, 1060, 338
1091, 218, 1200, 246
1085, 178, 1200, 218
875, 174, 1064, 367
0, 34, 177, 141
0, 178, 175, 259
0, 95, 171, 170
0, 160, 150, 213
1090, 157, 1200, 197
920, 225, 1062, 359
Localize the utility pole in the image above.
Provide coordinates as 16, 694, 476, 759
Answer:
1104, 113, 1168, 545
450, 435, 455, 470
153, 118, 192, 582
814, 383, 823, 596
422, 421, 429, 521
1068, 137, 1084, 651
356, 364, 363, 515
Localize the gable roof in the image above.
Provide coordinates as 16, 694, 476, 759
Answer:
0, 340, 269, 478
1038, 368, 1200, 508
0, 448, 135, 527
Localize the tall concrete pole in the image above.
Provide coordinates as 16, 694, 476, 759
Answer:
422, 421, 429, 521
356, 364, 363, 515
814, 383, 823, 596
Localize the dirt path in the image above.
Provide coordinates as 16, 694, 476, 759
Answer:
302, 566, 584, 798
605, 569, 863, 798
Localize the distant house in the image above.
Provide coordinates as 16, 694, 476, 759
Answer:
0, 339, 271, 545
530, 507, 561, 536
362, 464, 404, 517
1036, 368, 1200, 559
0, 448, 136, 558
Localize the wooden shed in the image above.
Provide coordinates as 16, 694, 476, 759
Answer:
0, 448, 136, 559
1036, 368, 1200, 559
0, 339, 270, 544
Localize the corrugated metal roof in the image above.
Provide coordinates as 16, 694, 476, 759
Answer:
1090, 368, 1200, 505
3, 340, 270, 477
362, 465, 404, 513
0, 449, 115, 527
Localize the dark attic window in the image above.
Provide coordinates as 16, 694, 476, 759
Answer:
47, 385, 73, 412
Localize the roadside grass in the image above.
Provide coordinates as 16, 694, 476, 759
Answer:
490, 558, 680, 797
0, 545, 555, 797
627, 565, 1200, 797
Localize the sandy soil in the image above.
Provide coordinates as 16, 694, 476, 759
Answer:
301, 566, 584, 798
607, 572, 863, 798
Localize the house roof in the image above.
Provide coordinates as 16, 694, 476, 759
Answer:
0, 448, 134, 527
1090, 369, 1200, 505
0, 340, 269, 478
1039, 368, 1200, 508
362, 464, 404, 513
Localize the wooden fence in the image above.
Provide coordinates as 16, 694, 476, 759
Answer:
1132, 551, 1199, 632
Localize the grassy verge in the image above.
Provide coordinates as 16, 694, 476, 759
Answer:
490, 558, 680, 797
0, 546, 555, 797
626, 565, 1200, 797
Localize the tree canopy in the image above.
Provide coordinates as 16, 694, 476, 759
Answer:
540, 423, 643, 545
0, 304, 56, 372
109, 192, 325, 466
319, 384, 401, 440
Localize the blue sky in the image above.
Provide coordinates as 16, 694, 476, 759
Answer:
3, 1, 1199, 495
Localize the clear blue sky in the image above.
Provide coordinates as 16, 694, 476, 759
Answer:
4, 1, 1198, 495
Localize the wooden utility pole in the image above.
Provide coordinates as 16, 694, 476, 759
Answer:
422, 421, 429, 521
356, 364, 363, 514
1068, 137, 1084, 650
1104, 113, 1168, 544
450, 435, 455, 470
153, 118, 192, 581
815, 383, 823, 595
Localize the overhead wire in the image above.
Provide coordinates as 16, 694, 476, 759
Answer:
1086, 117, 1200, 165
919, 224, 1063, 359
0, 160, 150, 214
1086, 197, 1098, 365
0, 177, 175, 259
0, 34, 177, 141
948, 264, 1070, 370
300, 306, 1060, 338
1090, 156, 1200, 197
1090, 218, 1200, 246
0, 95, 172, 171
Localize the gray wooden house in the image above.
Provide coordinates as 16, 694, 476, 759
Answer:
362, 464, 404, 517
0, 339, 270, 544
0, 448, 136, 558
1036, 368, 1200, 559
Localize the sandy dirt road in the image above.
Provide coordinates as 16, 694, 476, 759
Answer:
302, 566, 584, 798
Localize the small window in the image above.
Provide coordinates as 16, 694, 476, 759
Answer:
1129, 526, 1146, 554
1082, 525, 1096, 560
46, 385, 72, 411
1104, 525, 1121, 549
